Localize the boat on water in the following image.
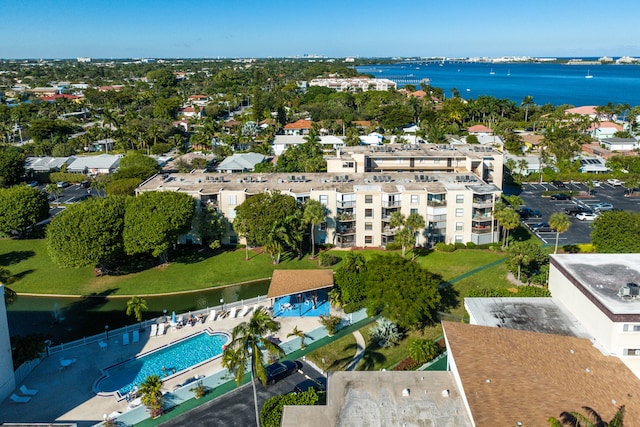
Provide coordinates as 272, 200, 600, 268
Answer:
585, 70, 593, 79
507, 69, 511, 76
489, 68, 495, 75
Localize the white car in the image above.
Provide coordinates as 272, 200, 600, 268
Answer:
576, 212, 599, 221
607, 179, 624, 186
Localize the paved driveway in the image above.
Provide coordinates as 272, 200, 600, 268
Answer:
159, 360, 322, 427
509, 182, 640, 246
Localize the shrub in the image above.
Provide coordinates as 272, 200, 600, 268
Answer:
465, 242, 476, 249
384, 242, 403, 251
393, 357, 420, 371
488, 243, 502, 252
434, 242, 456, 252
260, 389, 319, 427
319, 314, 342, 336
318, 251, 337, 267
369, 317, 404, 348
150, 143, 173, 155
467, 287, 551, 297
454, 242, 466, 250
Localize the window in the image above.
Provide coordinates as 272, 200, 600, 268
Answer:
228, 208, 236, 219
456, 195, 464, 203
455, 235, 464, 243
365, 208, 373, 218
625, 349, 640, 356
456, 208, 463, 217
410, 208, 418, 215
365, 222, 373, 230
365, 195, 373, 204
365, 235, 373, 244
320, 222, 327, 231
623, 324, 640, 332
319, 195, 328, 206
227, 195, 237, 205
456, 222, 464, 231
411, 194, 419, 204
229, 235, 238, 245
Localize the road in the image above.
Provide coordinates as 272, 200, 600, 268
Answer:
511, 181, 640, 246
159, 360, 323, 427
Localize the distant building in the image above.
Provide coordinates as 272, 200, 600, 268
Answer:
66, 154, 121, 176
272, 135, 345, 156
309, 77, 396, 92
283, 119, 313, 135
600, 137, 638, 151
215, 152, 266, 173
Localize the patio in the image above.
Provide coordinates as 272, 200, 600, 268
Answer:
274, 290, 330, 317
267, 269, 334, 319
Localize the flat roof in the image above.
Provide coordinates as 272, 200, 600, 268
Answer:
267, 270, 333, 299
551, 254, 640, 315
281, 371, 472, 427
464, 297, 592, 338
443, 321, 640, 426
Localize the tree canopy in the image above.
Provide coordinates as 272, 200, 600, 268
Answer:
123, 191, 196, 261
260, 389, 320, 427
0, 149, 25, 187
591, 211, 640, 253
47, 196, 127, 268
0, 185, 49, 237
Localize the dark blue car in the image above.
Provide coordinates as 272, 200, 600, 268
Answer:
265, 360, 301, 385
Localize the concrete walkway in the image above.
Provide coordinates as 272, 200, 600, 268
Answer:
345, 331, 366, 371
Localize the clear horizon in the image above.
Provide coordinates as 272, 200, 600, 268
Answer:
2, 0, 640, 59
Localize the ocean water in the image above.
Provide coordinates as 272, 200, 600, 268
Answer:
356, 62, 640, 106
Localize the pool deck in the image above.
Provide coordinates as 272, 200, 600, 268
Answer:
0, 307, 331, 426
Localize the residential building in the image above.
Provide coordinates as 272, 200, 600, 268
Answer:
272, 135, 345, 155
137, 168, 501, 248
467, 124, 493, 135
589, 121, 625, 140
308, 77, 396, 92
549, 253, 640, 378
577, 154, 610, 173
66, 154, 121, 175
215, 152, 266, 173
325, 143, 503, 189
600, 137, 638, 152
24, 156, 75, 174
283, 119, 313, 135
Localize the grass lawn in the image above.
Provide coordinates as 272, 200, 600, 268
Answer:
415, 249, 505, 281
306, 333, 357, 371
0, 239, 326, 295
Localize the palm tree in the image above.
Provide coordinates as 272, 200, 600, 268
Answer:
408, 339, 439, 365
126, 296, 148, 330
549, 405, 625, 427
521, 96, 535, 123
45, 183, 62, 205
287, 326, 306, 350
222, 309, 285, 427
303, 199, 325, 259
405, 212, 425, 259
549, 212, 571, 254
139, 374, 164, 417
233, 217, 252, 261
496, 208, 520, 247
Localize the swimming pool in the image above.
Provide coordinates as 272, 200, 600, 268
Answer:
94, 329, 229, 398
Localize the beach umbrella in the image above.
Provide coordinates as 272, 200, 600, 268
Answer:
171, 311, 176, 323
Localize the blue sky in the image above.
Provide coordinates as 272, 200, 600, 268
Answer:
2, 0, 640, 59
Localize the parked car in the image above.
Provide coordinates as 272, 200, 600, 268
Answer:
80, 180, 91, 188
518, 207, 542, 219
564, 205, 593, 217
56, 181, 69, 188
27, 181, 39, 187
576, 212, 599, 221
552, 181, 566, 188
550, 193, 571, 201
265, 360, 301, 385
591, 202, 613, 212
293, 377, 327, 394
530, 222, 554, 232
607, 179, 624, 186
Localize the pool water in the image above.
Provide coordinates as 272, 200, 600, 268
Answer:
95, 330, 229, 397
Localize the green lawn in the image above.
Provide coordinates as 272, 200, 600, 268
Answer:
415, 249, 505, 281
305, 333, 357, 371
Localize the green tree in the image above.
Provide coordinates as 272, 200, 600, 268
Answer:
45, 183, 62, 204
260, 389, 319, 427
507, 241, 548, 283
47, 196, 126, 269
364, 254, 442, 329
139, 374, 164, 418
286, 325, 306, 350
123, 191, 196, 263
521, 96, 535, 123
407, 338, 440, 365
0, 185, 49, 237
146, 68, 176, 88
303, 199, 326, 258
591, 211, 640, 253
0, 149, 25, 187
222, 309, 285, 427
549, 212, 571, 254
496, 208, 520, 247
193, 205, 227, 249
115, 152, 161, 181
549, 405, 625, 427
126, 295, 148, 326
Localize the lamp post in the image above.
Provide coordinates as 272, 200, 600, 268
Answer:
220, 298, 224, 311
163, 309, 167, 323
105, 324, 109, 340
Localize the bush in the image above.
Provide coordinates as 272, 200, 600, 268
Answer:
319, 314, 342, 336
467, 287, 551, 297
49, 172, 85, 184
260, 389, 319, 427
369, 317, 403, 348
151, 143, 173, 155
488, 243, 502, 252
384, 242, 403, 251
454, 242, 466, 250
318, 251, 337, 267
465, 242, 476, 249
393, 357, 420, 371
434, 242, 456, 252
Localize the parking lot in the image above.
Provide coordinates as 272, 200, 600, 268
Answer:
509, 181, 640, 246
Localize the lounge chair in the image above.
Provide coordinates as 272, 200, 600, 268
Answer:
19, 385, 38, 396
228, 307, 237, 319
98, 341, 108, 351
239, 305, 250, 317
10, 393, 30, 403
208, 310, 216, 322
132, 330, 140, 343
122, 333, 129, 346
157, 323, 167, 336
150, 324, 157, 337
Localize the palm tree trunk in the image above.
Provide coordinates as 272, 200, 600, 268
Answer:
245, 242, 249, 261
554, 232, 560, 254
250, 367, 261, 427
310, 223, 315, 258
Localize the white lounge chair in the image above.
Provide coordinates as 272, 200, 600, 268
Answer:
253, 304, 260, 314
132, 330, 140, 343
239, 305, 250, 317
208, 310, 216, 322
19, 385, 38, 396
10, 393, 30, 403
150, 324, 157, 336
228, 307, 237, 319
156, 323, 166, 336
122, 333, 129, 346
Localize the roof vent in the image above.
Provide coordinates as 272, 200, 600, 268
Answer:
441, 389, 450, 397
570, 349, 575, 354
586, 368, 591, 373
612, 399, 617, 405
486, 378, 491, 383
402, 388, 410, 397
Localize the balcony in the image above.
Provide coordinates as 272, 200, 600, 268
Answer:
472, 198, 493, 208
337, 227, 356, 235
381, 226, 399, 236
337, 213, 356, 222
337, 200, 356, 208
427, 199, 447, 207
472, 225, 492, 234
473, 213, 493, 220
382, 200, 401, 208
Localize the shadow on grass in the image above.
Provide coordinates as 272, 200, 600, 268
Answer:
0, 250, 36, 266
438, 282, 460, 312
511, 224, 534, 242
356, 343, 386, 371
12, 269, 35, 282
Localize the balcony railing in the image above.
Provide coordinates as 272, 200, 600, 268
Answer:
472, 213, 493, 220
472, 198, 493, 208
337, 214, 356, 222
381, 227, 399, 236
337, 200, 356, 208
472, 226, 492, 234
337, 227, 356, 235
382, 200, 401, 208
427, 199, 447, 207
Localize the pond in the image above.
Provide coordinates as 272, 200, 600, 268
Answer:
6, 279, 270, 344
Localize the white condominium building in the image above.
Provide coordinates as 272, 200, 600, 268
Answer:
137, 146, 502, 248
308, 77, 397, 92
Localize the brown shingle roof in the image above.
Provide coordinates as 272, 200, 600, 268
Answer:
284, 119, 313, 130
443, 321, 640, 426
267, 270, 333, 298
